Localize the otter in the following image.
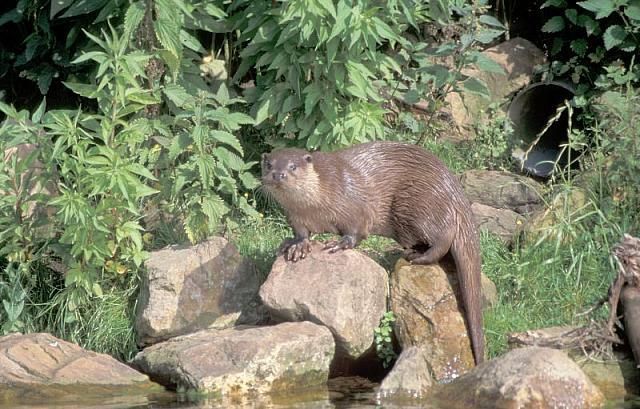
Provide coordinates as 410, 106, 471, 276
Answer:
261, 141, 484, 365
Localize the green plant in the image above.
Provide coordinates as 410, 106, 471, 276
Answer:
374, 311, 397, 368
470, 105, 513, 170
233, 0, 506, 150
0, 10, 257, 357
540, 0, 640, 92
0, 262, 27, 334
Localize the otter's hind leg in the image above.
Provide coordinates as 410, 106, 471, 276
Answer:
404, 229, 454, 265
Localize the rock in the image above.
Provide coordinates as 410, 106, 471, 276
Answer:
507, 325, 640, 401
576, 352, 640, 401
0, 333, 158, 403
471, 202, 524, 245
443, 38, 547, 141
460, 169, 544, 214
259, 242, 388, 362
135, 236, 261, 346
390, 259, 475, 383
378, 346, 433, 399
523, 187, 590, 244
434, 347, 605, 409
480, 273, 498, 309
132, 322, 334, 396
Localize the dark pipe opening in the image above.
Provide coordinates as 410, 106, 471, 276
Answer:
508, 82, 576, 177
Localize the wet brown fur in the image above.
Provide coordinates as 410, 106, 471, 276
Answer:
261, 141, 484, 365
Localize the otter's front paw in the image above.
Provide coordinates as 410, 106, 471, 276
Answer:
278, 237, 312, 262
324, 235, 357, 253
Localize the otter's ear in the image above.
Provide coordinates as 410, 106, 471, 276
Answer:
303, 154, 312, 163
262, 153, 269, 162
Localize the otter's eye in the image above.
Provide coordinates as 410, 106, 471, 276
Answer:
265, 162, 272, 171
289, 164, 297, 171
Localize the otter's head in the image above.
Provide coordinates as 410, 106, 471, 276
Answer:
261, 148, 317, 198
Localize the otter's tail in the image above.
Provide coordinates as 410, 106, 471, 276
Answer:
450, 217, 485, 365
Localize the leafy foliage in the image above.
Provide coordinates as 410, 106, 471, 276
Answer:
233, 0, 505, 149
374, 311, 397, 368
540, 0, 640, 91
0, 1, 257, 352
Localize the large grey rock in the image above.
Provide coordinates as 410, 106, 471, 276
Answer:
135, 236, 260, 346
378, 346, 433, 399
390, 259, 475, 383
471, 202, 524, 245
259, 242, 388, 362
0, 333, 159, 404
460, 169, 544, 214
435, 347, 605, 409
132, 322, 334, 396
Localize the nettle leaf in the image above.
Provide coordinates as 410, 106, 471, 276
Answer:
155, 0, 183, 60
180, 29, 204, 52
570, 38, 588, 56
604, 25, 627, 50
474, 28, 504, 44
626, 1, 640, 20
124, 1, 145, 40
214, 146, 244, 171
577, 0, 616, 19
239, 172, 259, 189
470, 52, 505, 74
577, 14, 600, 35
462, 77, 491, 99
211, 130, 243, 155
542, 16, 565, 33
163, 84, 193, 107
565, 9, 578, 25
201, 194, 230, 225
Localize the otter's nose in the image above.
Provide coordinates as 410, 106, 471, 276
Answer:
273, 172, 286, 181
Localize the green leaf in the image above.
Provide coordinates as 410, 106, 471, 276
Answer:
577, 0, 616, 19
565, 9, 578, 24
163, 84, 193, 107
474, 28, 504, 44
471, 52, 505, 74
462, 77, 491, 99
577, 14, 600, 35
254, 98, 271, 124
479, 15, 506, 29
570, 38, 588, 56
625, 0, 640, 20
201, 194, 229, 226
541, 0, 567, 7
541, 16, 565, 33
239, 172, 259, 189
72, 51, 108, 64
154, 0, 183, 60
127, 163, 157, 181
63, 82, 100, 99
60, 0, 109, 18
51, 0, 74, 18
33, 98, 46, 123
124, 1, 145, 41
604, 25, 627, 50
180, 29, 204, 52
211, 130, 243, 155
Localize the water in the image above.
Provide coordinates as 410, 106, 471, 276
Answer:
0, 377, 442, 409
2, 377, 637, 408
